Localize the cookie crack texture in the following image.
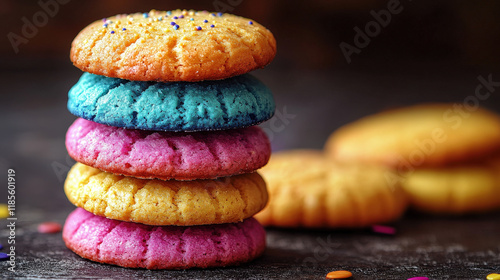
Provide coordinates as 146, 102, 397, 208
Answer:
96, 220, 120, 261
63, 209, 266, 269
70, 10, 276, 82
211, 228, 224, 264
68, 72, 274, 132
66, 119, 271, 180
226, 27, 258, 67
65, 163, 268, 226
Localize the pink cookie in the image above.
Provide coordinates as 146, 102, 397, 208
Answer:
63, 208, 266, 269
66, 118, 271, 180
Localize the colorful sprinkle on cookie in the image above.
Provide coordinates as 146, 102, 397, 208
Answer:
70, 9, 276, 81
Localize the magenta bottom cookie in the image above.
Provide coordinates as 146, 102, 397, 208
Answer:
63, 208, 266, 269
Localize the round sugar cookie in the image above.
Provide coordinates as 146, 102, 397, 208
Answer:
63, 208, 266, 269
325, 103, 500, 168
254, 150, 408, 228
64, 163, 268, 226
67, 72, 275, 132
66, 118, 270, 180
401, 158, 500, 214
70, 9, 276, 82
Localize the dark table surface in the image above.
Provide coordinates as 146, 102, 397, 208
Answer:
1, 62, 500, 279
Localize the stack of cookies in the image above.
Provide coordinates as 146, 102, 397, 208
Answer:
62, 9, 277, 269
325, 103, 500, 215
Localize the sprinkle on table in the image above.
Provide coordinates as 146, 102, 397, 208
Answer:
0, 203, 9, 219
325, 270, 352, 279
0, 253, 9, 261
371, 224, 396, 235
37, 222, 62, 234
487, 273, 500, 280
407, 277, 429, 280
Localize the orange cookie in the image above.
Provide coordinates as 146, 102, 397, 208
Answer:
254, 150, 408, 228
325, 103, 500, 169
71, 9, 276, 82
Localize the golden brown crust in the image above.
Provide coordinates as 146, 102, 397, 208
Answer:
70, 9, 276, 81
325, 103, 500, 168
254, 150, 408, 228
64, 163, 268, 226
401, 156, 500, 214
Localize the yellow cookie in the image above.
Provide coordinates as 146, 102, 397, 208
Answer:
254, 150, 408, 228
71, 9, 276, 82
325, 103, 500, 169
401, 158, 500, 214
64, 163, 268, 226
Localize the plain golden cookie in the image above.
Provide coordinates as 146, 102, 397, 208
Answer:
325, 103, 500, 169
254, 150, 408, 228
401, 158, 500, 214
64, 163, 268, 226
71, 9, 276, 82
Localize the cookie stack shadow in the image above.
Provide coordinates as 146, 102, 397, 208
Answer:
61, 9, 277, 269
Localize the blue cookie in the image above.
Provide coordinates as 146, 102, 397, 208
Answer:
67, 73, 275, 132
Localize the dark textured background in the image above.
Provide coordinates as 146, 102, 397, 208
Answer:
1, 0, 500, 279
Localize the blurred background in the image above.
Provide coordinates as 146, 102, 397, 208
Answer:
1, 0, 500, 213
